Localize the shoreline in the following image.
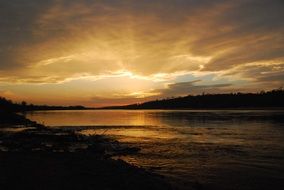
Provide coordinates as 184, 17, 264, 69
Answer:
0, 112, 174, 190
18, 107, 284, 112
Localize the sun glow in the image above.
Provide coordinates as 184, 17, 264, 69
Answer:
0, 0, 283, 106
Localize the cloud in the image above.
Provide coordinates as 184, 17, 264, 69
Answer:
0, 0, 282, 80
223, 61, 284, 87
0, 0, 283, 105
0, 0, 54, 69
151, 80, 232, 98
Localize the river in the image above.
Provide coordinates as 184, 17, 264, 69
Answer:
26, 110, 284, 190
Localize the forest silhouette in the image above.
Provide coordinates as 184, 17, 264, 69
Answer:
1, 89, 284, 112
104, 89, 284, 109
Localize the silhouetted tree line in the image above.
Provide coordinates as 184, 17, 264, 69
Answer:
105, 89, 284, 109
0, 97, 86, 112
1, 89, 284, 112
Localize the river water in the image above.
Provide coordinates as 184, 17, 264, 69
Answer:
26, 110, 284, 190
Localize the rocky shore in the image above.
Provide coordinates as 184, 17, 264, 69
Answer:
0, 112, 173, 190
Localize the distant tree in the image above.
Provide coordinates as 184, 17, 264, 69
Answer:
21, 101, 27, 107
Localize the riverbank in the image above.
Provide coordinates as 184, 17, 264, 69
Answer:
0, 112, 173, 190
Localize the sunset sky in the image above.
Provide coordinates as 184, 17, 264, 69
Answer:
0, 0, 283, 107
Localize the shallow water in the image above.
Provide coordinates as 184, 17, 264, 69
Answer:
26, 110, 284, 189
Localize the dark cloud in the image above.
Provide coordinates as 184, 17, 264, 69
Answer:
258, 72, 284, 83
0, 1, 54, 68
152, 81, 232, 97
242, 64, 284, 84
189, 0, 284, 70
204, 38, 284, 71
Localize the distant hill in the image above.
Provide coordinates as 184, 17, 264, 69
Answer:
103, 89, 284, 109
0, 97, 87, 112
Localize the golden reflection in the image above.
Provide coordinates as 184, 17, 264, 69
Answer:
80, 128, 177, 142
27, 110, 166, 126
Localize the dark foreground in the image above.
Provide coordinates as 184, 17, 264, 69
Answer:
0, 152, 171, 190
0, 112, 172, 190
